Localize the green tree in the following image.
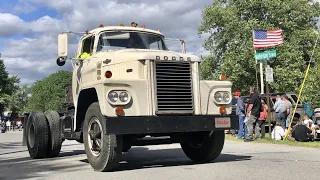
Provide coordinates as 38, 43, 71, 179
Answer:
198, 0, 320, 97
27, 70, 72, 112
0, 59, 20, 114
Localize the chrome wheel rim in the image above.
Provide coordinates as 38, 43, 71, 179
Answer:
87, 117, 103, 157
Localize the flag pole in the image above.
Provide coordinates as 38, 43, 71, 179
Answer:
260, 62, 264, 94
253, 30, 259, 91
253, 30, 264, 93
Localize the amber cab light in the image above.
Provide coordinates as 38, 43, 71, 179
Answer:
115, 106, 124, 116
220, 106, 227, 114
219, 74, 227, 81
105, 71, 112, 78
99, 24, 104, 27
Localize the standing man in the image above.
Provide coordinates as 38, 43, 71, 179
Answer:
245, 87, 262, 142
234, 91, 247, 139
273, 95, 287, 130
282, 95, 292, 131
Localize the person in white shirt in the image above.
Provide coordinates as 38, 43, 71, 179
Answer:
303, 114, 319, 136
272, 122, 285, 140
6, 120, 11, 131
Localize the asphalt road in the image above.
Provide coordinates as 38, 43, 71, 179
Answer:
0, 131, 320, 180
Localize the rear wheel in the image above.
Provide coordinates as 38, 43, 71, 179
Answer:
180, 131, 225, 163
44, 110, 62, 158
83, 102, 123, 172
26, 112, 50, 159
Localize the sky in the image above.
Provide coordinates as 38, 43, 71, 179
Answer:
0, 0, 212, 85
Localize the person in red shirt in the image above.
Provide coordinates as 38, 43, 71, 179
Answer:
258, 99, 268, 138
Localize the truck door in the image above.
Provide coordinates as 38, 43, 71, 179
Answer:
79, 35, 96, 86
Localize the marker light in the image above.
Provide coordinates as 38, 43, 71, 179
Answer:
141, 25, 146, 28
120, 23, 124, 26
105, 71, 112, 78
99, 24, 104, 27
115, 106, 124, 116
219, 74, 227, 81
220, 106, 227, 114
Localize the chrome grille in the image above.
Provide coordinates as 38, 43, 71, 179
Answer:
155, 61, 193, 114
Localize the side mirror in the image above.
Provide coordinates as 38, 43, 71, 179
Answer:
56, 57, 66, 66
58, 33, 68, 57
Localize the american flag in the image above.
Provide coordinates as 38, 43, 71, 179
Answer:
253, 29, 283, 48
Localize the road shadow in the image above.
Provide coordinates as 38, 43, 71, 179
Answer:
0, 142, 83, 156
79, 147, 252, 172
0, 142, 23, 149
0, 145, 251, 179
0, 149, 87, 180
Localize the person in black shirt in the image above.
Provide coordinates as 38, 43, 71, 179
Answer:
291, 120, 313, 142
244, 86, 262, 142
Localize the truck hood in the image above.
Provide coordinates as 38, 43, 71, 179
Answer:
91, 49, 201, 64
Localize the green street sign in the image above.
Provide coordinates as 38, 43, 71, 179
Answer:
255, 50, 276, 61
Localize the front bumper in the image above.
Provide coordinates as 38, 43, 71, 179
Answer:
105, 114, 239, 135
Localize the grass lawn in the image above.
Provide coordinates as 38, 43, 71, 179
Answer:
225, 134, 320, 148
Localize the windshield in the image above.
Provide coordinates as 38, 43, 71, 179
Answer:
97, 31, 168, 52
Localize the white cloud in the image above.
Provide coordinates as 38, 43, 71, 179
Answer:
1, 0, 212, 85
29, 16, 67, 34
0, 13, 27, 37
13, 0, 38, 14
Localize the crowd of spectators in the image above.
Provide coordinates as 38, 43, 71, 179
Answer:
231, 87, 320, 143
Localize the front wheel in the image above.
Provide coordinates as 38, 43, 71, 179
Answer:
83, 102, 123, 172
180, 130, 225, 163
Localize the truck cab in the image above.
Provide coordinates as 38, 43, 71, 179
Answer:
24, 23, 238, 172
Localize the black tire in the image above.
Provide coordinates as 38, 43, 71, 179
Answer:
180, 130, 225, 163
44, 110, 62, 158
26, 112, 50, 159
83, 102, 123, 172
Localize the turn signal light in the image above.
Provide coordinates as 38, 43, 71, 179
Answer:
105, 71, 112, 78
115, 106, 124, 116
219, 74, 227, 81
220, 106, 227, 114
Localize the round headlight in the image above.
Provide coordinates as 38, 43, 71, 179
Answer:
223, 92, 230, 102
214, 92, 223, 102
119, 92, 129, 102
108, 91, 118, 102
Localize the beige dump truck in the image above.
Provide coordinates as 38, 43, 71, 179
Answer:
23, 23, 238, 172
